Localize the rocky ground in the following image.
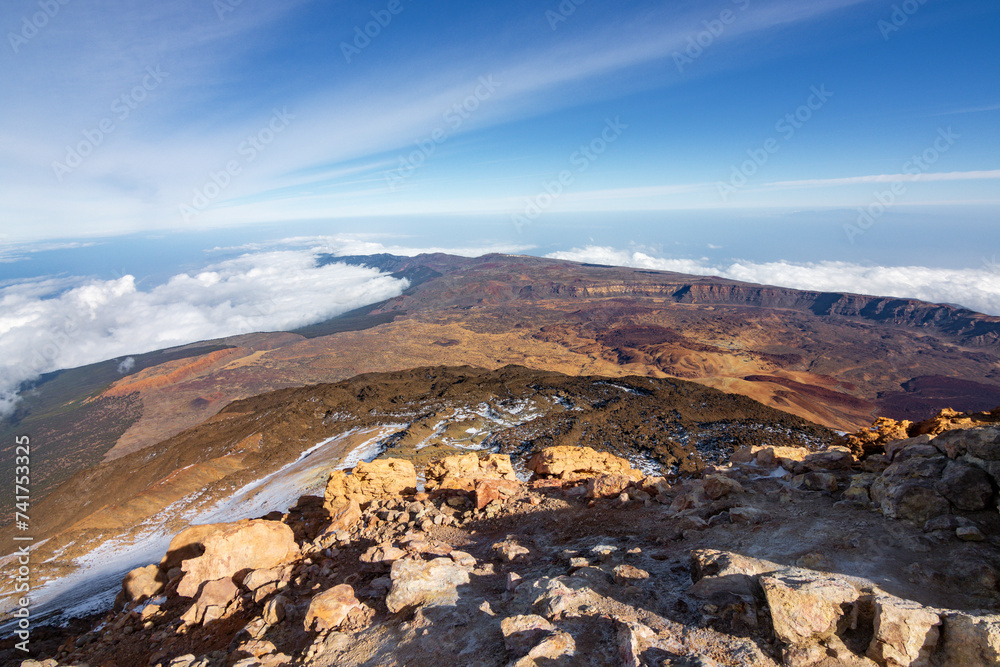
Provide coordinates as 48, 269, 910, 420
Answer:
5, 407, 1000, 667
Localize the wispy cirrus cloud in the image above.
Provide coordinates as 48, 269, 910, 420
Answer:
762, 169, 1000, 189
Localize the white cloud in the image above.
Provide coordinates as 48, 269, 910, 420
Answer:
0, 248, 409, 417
545, 246, 1000, 316
208, 234, 535, 258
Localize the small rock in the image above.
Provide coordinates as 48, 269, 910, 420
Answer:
612, 564, 650, 585
263, 595, 287, 625
729, 506, 770, 524
703, 474, 744, 500
500, 614, 555, 656
492, 538, 530, 562
450, 550, 477, 567
957, 526, 986, 542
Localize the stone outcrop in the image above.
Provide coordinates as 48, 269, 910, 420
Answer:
424, 453, 518, 492
867, 420, 1000, 524
691, 549, 1000, 667
324, 459, 417, 507
180, 578, 239, 626
527, 446, 644, 482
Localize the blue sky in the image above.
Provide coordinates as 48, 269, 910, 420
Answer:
2, 0, 1000, 414
0, 0, 997, 241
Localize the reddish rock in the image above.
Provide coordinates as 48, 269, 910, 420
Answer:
160, 523, 224, 571
586, 474, 633, 499
426, 453, 518, 492
304, 584, 362, 632
475, 478, 522, 510
180, 577, 239, 625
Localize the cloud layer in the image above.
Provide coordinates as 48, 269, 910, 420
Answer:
0, 247, 409, 416
545, 246, 1000, 316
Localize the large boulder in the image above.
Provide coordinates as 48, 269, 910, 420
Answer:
324, 459, 417, 507
160, 524, 225, 571
870, 457, 951, 524
935, 460, 994, 511
759, 569, 861, 645
528, 446, 643, 482
934, 425, 1000, 460
385, 557, 470, 613
866, 594, 941, 667
425, 453, 517, 492
936, 612, 1000, 666
176, 520, 300, 598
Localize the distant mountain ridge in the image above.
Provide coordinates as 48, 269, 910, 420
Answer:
325, 252, 1000, 346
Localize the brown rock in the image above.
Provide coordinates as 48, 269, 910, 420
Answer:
586, 473, 633, 499
180, 577, 239, 625
176, 520, 299, 598
803, 446, 856, 471
612, 564, 650, 585
325, 498, 362, 533
527, 446, 643, 482
492, 538, 530, 562
324, 458, 417, 506
360, 543, 407, 563
802, 472, 838, 493
936, 611, 1000, 666
304, 584, 361, 632
120, 564, 165, 605
425, 453, 517, 492
866, 594, 941, 667
703, 474, 744, 500
524, 630, 576, 662
160, 524, 224, 571
263, 595, 286, 625
475, 478, 522, 510
760, 569, 861, 645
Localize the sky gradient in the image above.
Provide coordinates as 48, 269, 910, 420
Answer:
1, 0, 997, 242
2, 0, 999, 415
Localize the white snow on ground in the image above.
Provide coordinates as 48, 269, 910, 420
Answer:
5, 425, 408, 628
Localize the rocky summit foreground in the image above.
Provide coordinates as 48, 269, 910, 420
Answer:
6, 408, 1000, 667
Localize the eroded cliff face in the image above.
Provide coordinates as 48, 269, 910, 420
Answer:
331, 253, 1000, 346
